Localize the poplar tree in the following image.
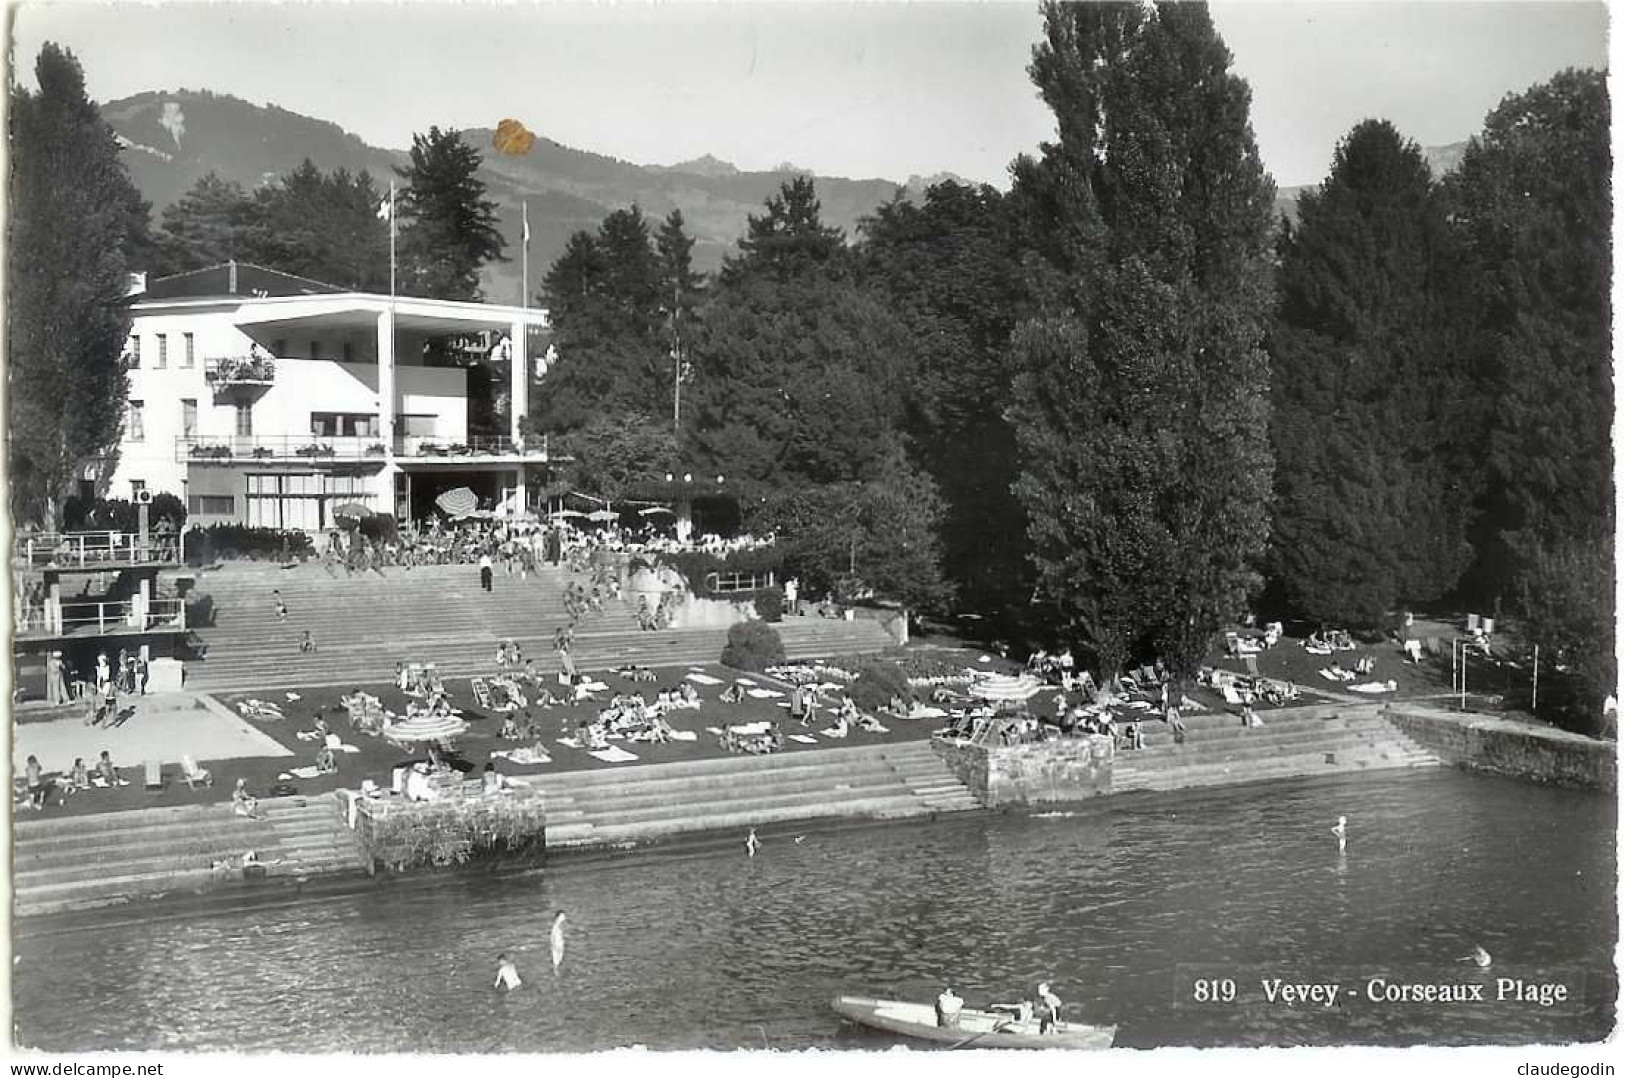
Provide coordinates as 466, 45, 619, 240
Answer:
1006, 2, 1277, 678
7, 44, 144, 525
395, 126, 506, 300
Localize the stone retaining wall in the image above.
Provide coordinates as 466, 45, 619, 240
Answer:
934, 734, 1114, 807
353, 784, 549, 873
1385, 707, 1616, 792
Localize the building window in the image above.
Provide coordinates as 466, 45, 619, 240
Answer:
342, 341, 354, 363
182, 332, 195, 368
401, 414, 437, 436
128, 400, 145, 442
155, 334, 168, 369
181, 398, 198, 437
187, 494, 235, 516
311, 412, 380, 438
128, 336, 141, 368
235, 402, 253, 437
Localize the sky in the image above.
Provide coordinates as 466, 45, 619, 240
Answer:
6, 1, 1611, 189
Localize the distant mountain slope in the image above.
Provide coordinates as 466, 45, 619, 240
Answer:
101, 91, 909, 298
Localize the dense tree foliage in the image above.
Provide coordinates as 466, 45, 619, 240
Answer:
1446, 69, 1613, 726
7, 44, 142, 525
1007, 1, 1277, 678
395, 126, 506, 300
550, 412, 679, 504
1269, 120, 1476, 628
859, 182, 1031, 611
536, 206, 689, 428
152, 161, 389, 288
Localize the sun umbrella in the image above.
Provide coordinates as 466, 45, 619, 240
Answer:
638, 506, 674, 516
384, 712, 470, 744
586, 509, 620, 522
969, 673, 1045, 702
435, 487, 479, 518
548, 509, 586, 520
331, 502, 373, 520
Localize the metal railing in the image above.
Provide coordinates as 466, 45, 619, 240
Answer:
396, 434, 550, 459
14, 531, 180, 569
204, 354, 277, 387
706, 570, 777, 595
18, 597, 186, 637
177, 435, 388, 463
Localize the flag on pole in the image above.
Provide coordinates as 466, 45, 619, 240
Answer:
376, 197, 391, 221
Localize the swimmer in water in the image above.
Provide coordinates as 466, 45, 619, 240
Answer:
550, 910, 567, 973
1457, 945, 1493, 968
495, 953, 522, 991
746, 828, 761, 858
1331, 815, 1347, 846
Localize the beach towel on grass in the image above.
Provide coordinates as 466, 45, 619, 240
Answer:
734, 677, 757, 685
789, 734, 819, 745
581, 680, 610, 693
1350, 681, 1398, 694
668, 730, 698, 742
557, 737, 583, 749
491, 747, 552, 766
685, 673, 725, 686
285, 692, 302, 701
819, 728, 849, 739
588, 746, 639, 764
705, 726, 724, 736
290, 766, 323, 780
90, 776, 129, 788
906, 706, 947, 720
747, 688, 784, 699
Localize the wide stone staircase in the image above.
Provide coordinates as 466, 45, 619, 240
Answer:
177, 562, 893, 692
537, 740, 981, 852
11, 793, 365, 918
1111, 702, 1440, 794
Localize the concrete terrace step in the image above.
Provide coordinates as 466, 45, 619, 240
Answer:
544, 764, 907, 813
546, 792, 961, 849
1114, 751, 1441, 794
553, 778, 921, 829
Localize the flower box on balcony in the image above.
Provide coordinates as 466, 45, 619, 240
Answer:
365, 443, 387, 456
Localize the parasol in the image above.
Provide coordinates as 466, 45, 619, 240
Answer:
638, 506, 674, 516
586, 509, 620, 522
968, 673, 1045, 702
548, 509, 586, 520
331, 502, 373, 522
384, 712, 470, 744
435, 487, 479, 518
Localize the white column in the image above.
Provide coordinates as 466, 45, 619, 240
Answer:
376, 307, 397, 457
510, 319, 528, 446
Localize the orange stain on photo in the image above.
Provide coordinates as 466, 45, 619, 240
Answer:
494, 119, 537, 156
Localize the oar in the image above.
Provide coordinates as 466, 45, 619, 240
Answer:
948, 1018, 1013, 1050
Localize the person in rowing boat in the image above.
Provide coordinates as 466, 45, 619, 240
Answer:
935, 986, 964, 1029
1037, 982, 1063, 1033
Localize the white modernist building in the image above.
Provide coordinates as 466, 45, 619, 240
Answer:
110, 263, 552, 530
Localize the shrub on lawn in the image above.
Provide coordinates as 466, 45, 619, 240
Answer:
721, 620, 785, 672
753, 587, 785, 623
849, 657, 913, 711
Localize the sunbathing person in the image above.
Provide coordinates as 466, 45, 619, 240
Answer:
69, 757, 91, 793
96, 750, 120, 787
856, 712, 888, 733
232, 778, 263, 819
315, 744, 338, 775
720, 683, 744, 704
500, 715, 521, 740
824, 712, 850, 739
678, 683, 701, 709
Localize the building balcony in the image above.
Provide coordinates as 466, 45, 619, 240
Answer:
13, 530, 181, 571
177, 435, 389, 464
14, 597, 187, 640
204, 354, 277, 393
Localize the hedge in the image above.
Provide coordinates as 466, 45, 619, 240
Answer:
668, 548, 783, 599
185, 525, 315, 565
849, 657, 914, 711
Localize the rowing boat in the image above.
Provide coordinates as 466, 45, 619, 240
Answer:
831, 995, 1116, 1049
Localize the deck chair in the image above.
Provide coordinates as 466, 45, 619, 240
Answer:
1221, 683, 1245, 707
1242, 654, 1260, 678
471, 677, 493, 709
179, 755, 213, 789
1466, 613, 1481, 634
144, 759, 162, 789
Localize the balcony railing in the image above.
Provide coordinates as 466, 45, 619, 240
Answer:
396, 434, 550, 459
15, 597, 187, 638
14, 531, 181, 569
178, 435, 389, 463
205, 354, 277, 388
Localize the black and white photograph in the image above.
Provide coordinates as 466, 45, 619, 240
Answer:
3, 0, 1616, 1069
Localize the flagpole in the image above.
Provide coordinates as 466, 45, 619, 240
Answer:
521, 200, 529, 309
389, 180, 397, 300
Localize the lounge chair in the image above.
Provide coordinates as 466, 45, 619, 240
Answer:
179, 755, 213, 789
1243, 654, 1260, 678
144, 759, 162, 789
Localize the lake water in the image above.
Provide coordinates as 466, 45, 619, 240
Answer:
11, 769, 1616, 1051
